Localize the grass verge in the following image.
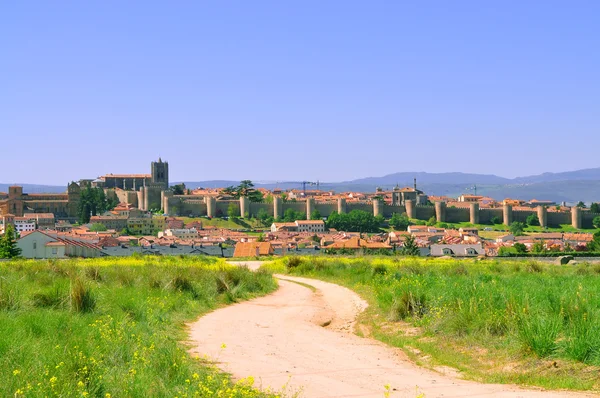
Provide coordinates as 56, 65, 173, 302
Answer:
262, 256, 600, 392
0, 256, 279, 397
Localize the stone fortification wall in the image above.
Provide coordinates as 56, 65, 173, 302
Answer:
479, 208, 503, 224
314, 202, 337, 217
346, 202, 373, 213
159, 194, 596, 231
415, 205, 435, 220
547, 211, 571, 227
582, 211, 599, 229
445, 206, 469, 223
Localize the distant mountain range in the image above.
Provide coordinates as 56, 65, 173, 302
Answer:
3, 168, 600, 204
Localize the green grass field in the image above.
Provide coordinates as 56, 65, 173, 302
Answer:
263, 257, 600, 392
0, 257, 278, 397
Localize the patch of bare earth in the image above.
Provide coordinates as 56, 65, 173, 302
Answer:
189, 273, 595, 397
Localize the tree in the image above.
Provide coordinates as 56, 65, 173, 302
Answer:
326, 210, 382, 233
227, 202, 240, 219
591, 203, 600, 214
509, 221, 526, 236
426, 216, 437, 227
0, 224, 21, 259
526, 213, 540, 226
257, 233, 265, 242
513, 242, 528, 253
400, 234, 420, 256
390, 213, 410, 231
283, 208, 305, 222
223, 180, 264, 202
77, 186, 116, 224
588, 231, 600, 251
172, 183, 186, 195
256, 208, 273, 227
531, 240, 546, 253
490, 216, 501, 225
577, 201, 586, 208
89, 223, 108, 232
594, 216, 600, 229
310, 209, 322, 220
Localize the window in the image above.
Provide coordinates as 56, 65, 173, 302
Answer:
442, 248, 454, 255
33, 241, 37, 250
52, 248, 58, 254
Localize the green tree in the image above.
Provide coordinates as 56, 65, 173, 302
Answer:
526, 213, 540, 226
531, 240, 546, 253
256, 208, 273, 227
509, 221, 526, 236
490, 216, 501, 225
0, 224, 22, 259
513, 242, 528, 253
593, 216, 600, 229
326, 210, 382, 233
224, 180, 264, 202
591, 203, 600, 214
89, 223, 108, 232
227, 202, 240, 219
577, 201, 586, 208
390, 213, 410, 231
283, 208, 305, 222
400, 234, 420, 256
77, 186, 116, 224
426, 216, 437, 226
172, 183, 186, 195
310, 209, 322, 220
587, 231, 600, 251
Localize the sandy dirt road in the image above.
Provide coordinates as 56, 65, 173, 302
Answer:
189, 262, 594, 397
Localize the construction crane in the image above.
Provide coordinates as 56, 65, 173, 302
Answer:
300, 181, 320, 196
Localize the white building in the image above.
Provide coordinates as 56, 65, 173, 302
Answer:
430, 243, 484, 257
1, 216, 36, 234
295, 220, 325, 233
158, 228, 199, 239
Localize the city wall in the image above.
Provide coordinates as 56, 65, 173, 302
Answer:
163, 195, 594, 230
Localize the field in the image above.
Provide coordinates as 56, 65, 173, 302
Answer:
263, 257, 600, 391
0, 257, 278, 397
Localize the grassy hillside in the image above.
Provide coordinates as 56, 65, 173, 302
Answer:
0, 257, 278, 397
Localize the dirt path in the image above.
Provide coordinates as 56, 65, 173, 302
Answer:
189, 262, 594, 397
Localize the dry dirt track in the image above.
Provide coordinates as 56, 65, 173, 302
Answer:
188, 261, 595, 397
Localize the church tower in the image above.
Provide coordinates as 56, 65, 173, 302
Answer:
151, 158, 169, 189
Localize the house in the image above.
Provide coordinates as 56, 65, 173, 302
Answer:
459, 227, 479, 236
158, 228, 199, 239
459, 195, 484, 202
17, 230, 102, 258
496, 234, 515, 243
233, 242, 274, 257
324, 236, 392, 251
295, 220, 325, 233
430, 243, 485, 257
90, 215, 128, 231
271, 222, 298, 232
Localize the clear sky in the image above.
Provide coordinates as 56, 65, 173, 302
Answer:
1, 1, 599, 185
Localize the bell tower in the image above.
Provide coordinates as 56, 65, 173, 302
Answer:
151, 158, 169, 189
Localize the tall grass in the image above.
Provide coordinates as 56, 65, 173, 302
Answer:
0, 257, 277, 397
266, 257, 600, 369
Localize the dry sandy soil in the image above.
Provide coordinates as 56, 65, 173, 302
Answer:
188, 261, 595, 397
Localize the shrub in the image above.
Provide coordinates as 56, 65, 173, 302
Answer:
517, 314, 560, 357
389, 290, 428, 320
286, 257, 303, 269
70, 278, 96, 313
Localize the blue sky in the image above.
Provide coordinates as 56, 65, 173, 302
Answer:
1, 1, 599, 185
